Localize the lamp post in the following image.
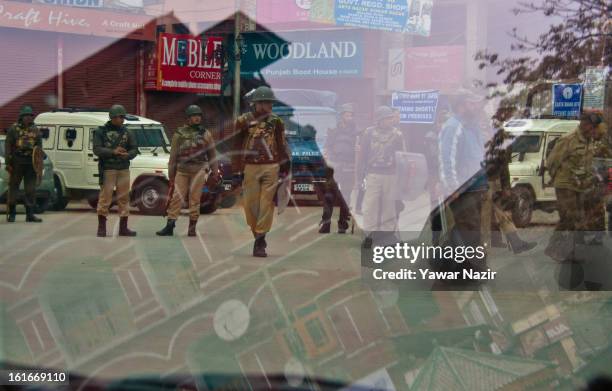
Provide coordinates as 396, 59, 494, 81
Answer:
233, 11, 243, 124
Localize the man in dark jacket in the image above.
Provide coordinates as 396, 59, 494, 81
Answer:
93, 104, 139, 237
4, 105, 43, 223
319, 103, 357, 234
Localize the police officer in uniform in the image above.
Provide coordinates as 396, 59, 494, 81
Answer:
157, 105, 218, 237
584, 119, 610, 244
545, 112, 600, 260
233, 86, 291, 257
4, 105, 43, 223
356, 106, 406, 236
319, 103, 357, 234
93, 104, 139, 237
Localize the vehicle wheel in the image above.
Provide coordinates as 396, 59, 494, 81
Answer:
135, 180, 168, 215
200, 194, 218, 214
219, 194, 237, 208
51, 176, 69, 211
34, 197, 49, 214
512, 187, 534, 228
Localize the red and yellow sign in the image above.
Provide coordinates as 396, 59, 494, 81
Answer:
147, 33, 224, 95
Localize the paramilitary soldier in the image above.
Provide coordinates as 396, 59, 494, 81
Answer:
93, 104, 139, 237
319, 103, 357, 234
356, 106, 406, 238
157, 105, 218, 237
233, 86, 291, 257
545, 112, 601, 260
4, 105, 43, 223
583, 119, 610, 244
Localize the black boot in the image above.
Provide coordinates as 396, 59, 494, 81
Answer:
119, 216, 137, 237
338, 219, 349, 234
7, 204, 16, 223
253, 234, 267, 257
156, 219, 175, 236
25, 207, 42, 223
97, 215, 107, 237
507, 232, 537, 254
318, 220, 331, 234
188, 219, 198, 237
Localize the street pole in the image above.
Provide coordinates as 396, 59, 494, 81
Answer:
233, 9, 241, 123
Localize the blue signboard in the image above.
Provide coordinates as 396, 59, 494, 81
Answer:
334, 0, 409, 33
240, 30, 362, 78
552, 83, 582, 117
391, 90, 439, 124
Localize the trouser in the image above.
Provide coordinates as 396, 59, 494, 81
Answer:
583, 186, 606, 232
321, 166, 353, 225
449, 190, 484, 248
167, 169, 207, 220
363, 173, 397, 232
97, 169, 130, 217
8, 163, 37, 208
242, 163, 279, 235
545, 188, 584, 258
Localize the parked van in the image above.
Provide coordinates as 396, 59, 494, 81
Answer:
504, 118, 579, 227
35, 109, 222, 215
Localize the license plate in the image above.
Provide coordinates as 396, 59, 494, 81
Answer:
294, 183, 314, 192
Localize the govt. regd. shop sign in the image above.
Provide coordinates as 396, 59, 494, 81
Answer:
552, 83, 582, 117
334, 0, 409, 32
391, 90, 439, 124
240, 30, 362, 78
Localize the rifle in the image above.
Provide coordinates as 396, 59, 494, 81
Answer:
163, 178, 175, 217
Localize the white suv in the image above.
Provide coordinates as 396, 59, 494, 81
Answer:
36, 109, 172, 215
504, 118, 579, 227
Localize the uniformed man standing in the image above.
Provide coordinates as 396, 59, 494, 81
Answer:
583, 119, 610, 244
319, 103, 357, 234
233, 86, 291, 257
545, 113, 600, 260
356, 106, 406, 236
4, 105, 43, 223
157, 105, 218, 237
93, 104, 139, 237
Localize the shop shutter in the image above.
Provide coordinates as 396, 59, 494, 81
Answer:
63, 36, 137, 114
0, 28, 58, 132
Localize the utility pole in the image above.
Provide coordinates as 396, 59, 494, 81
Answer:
233, 5, 242, 124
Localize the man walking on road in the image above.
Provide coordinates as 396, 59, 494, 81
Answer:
319, 103, 357, 234
545, 112, 601, 260
232, 86, 291, 257
4, 105, 43, 223
93, 104, 139, 237
157, 105, 218, 237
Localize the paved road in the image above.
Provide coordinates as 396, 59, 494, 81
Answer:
1, 200, 611, 388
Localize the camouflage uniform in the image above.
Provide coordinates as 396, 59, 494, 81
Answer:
584, 123, 611, 238
166, 125, 217, 221
545, 127, 595, 257
5, 110, 43, 222
233, 111, 290, 242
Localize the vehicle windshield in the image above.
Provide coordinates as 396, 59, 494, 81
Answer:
280, 111, 336, 149
510, 134, 542, 156
127, 126, 168, 148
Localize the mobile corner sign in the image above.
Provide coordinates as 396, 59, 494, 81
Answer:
240, 30, 362, 79
147, 33, 223, 94
552, 83, 582, 117
391, 90, 439, 124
